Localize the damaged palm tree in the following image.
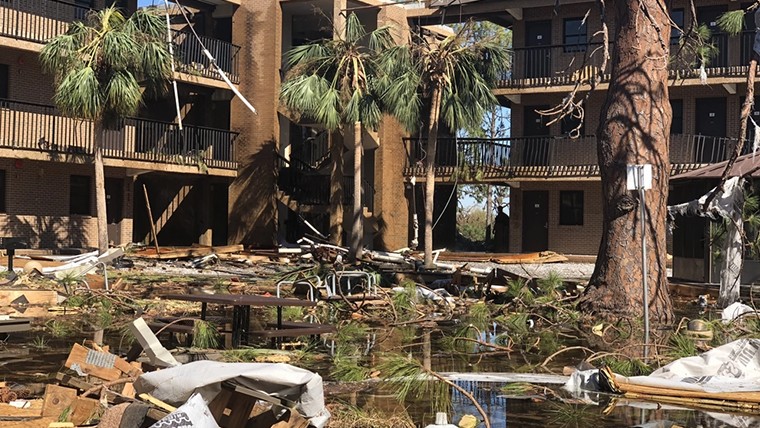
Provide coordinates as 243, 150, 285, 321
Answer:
378, 21, 510, 268
669, 177, 745, 308
40, 7, 171, 253
280, 13, 396, 262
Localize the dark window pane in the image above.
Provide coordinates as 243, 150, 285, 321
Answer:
70, 175, 91, 216
0, 170, 6, 213
671, 99, 683, 134
564, 18, 587, 52
560, 191, 583, 225
671, 9, 684, 45
0, 64, 8, 99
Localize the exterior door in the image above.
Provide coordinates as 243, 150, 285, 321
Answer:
525, 20, 552, 79
697, 6, 728, 67
523, 105, 550, 166
695, 98, 727, 163
522, 191, 549, 252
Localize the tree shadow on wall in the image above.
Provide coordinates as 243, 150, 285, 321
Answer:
1, 215, 89, 249
228, 138, 278, 247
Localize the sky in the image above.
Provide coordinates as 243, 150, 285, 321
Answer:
138, 0, 157, 6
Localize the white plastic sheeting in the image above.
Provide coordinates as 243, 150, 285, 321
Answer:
668, 177, 745, 307
134, 361, 330, 428
149, 393, 219, 428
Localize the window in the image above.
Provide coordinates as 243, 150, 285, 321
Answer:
70, 175, 91, 215
670, 9, 684, 45
564, 18, 587, 52
0, 64, 8, 99
559, 191, 583, 225
670, 99, 683, 135
0, 170, 6, 213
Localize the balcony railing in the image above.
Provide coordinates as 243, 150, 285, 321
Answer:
0, 1, 240, 84
277, 154, 375, 211
500, 32, 755, 89
0, 0, 87, 43
172, 29, 240, 84
403, 134, 742, 178
0, 98, 238, 170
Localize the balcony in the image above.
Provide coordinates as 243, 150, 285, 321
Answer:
402, 134, 742, 180
0, 0, 240, 84
0, 98, 238, 171
277, 155, 375, 212
172, 29, 240, 84
499, 32, 756, 90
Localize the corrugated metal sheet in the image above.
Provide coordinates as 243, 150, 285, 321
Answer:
672, 153, 760, 180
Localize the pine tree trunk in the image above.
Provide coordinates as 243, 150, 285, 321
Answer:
424, 86, 443, 268
329, 131, 344, 245
581, 1, 673, 323
94, 119, 109, 254
485, 184, 493, 245
350, 121, 363, 262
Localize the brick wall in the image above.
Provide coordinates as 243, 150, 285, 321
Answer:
0, 158, 132, 248
509, 180, 603, 255
228, 0, 281, 247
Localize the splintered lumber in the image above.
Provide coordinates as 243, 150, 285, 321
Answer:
41, 385, 76, 418
429, 251, 568, 264
0, 290, 61, 307
64, 344, 123, 381
133, 245, 244, 260
0, 417, 57, 427
0, 399, 42, 418
614, 377, 760, 403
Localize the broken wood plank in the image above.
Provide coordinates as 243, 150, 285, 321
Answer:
0, 417, 56, 427
41, 385, 76, 418
69, 396, 100, 425
0, 290, 62, 307
0, 399, 42, 418
64, 344, 122, 381
133, 245, 245, 260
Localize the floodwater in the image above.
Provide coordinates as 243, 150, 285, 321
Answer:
4, 307, 758, 428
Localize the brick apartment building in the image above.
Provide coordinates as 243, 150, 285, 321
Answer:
7, 0, 743, 267
0, 0, 242, 249
0, 0, 422, 252
402, 0, 754, 281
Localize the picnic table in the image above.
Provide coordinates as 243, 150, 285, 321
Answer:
160, 293, 331, 347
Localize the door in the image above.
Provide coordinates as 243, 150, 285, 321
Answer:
695, 98, 727, 163
525, 20, 552, 79
523, 105, 550, 166
522, 191, 549, 252
697, 6, 728, 67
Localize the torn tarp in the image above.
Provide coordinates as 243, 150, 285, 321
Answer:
668, 177, 745, 307
133, 360, 330, 428
569, 339, 760, 402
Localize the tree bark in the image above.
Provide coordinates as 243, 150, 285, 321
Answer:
349, 121, 363, 262
424, 86, 443, 268
581, 1, 673, 323
94, 119, 109, 254
329, 131, 344, 245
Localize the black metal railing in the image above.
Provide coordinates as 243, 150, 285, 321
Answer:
0, 1, 241, 85
0, 98, 238, 170
291, 130, 330, 170
0, 0, 87, 43
403, 134, 742, 178
277, 154, 375, 211
501, 32, 756, 88
172, 29, 241, 84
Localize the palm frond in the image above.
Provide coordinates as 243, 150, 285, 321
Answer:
54, 66, 102, 120
102, 30, 140, 71
105, 71, 141, 117
40, 35, 80, 77
126, 7, 166, 40
344, 13, 366, 44
717, 10, 746, 36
